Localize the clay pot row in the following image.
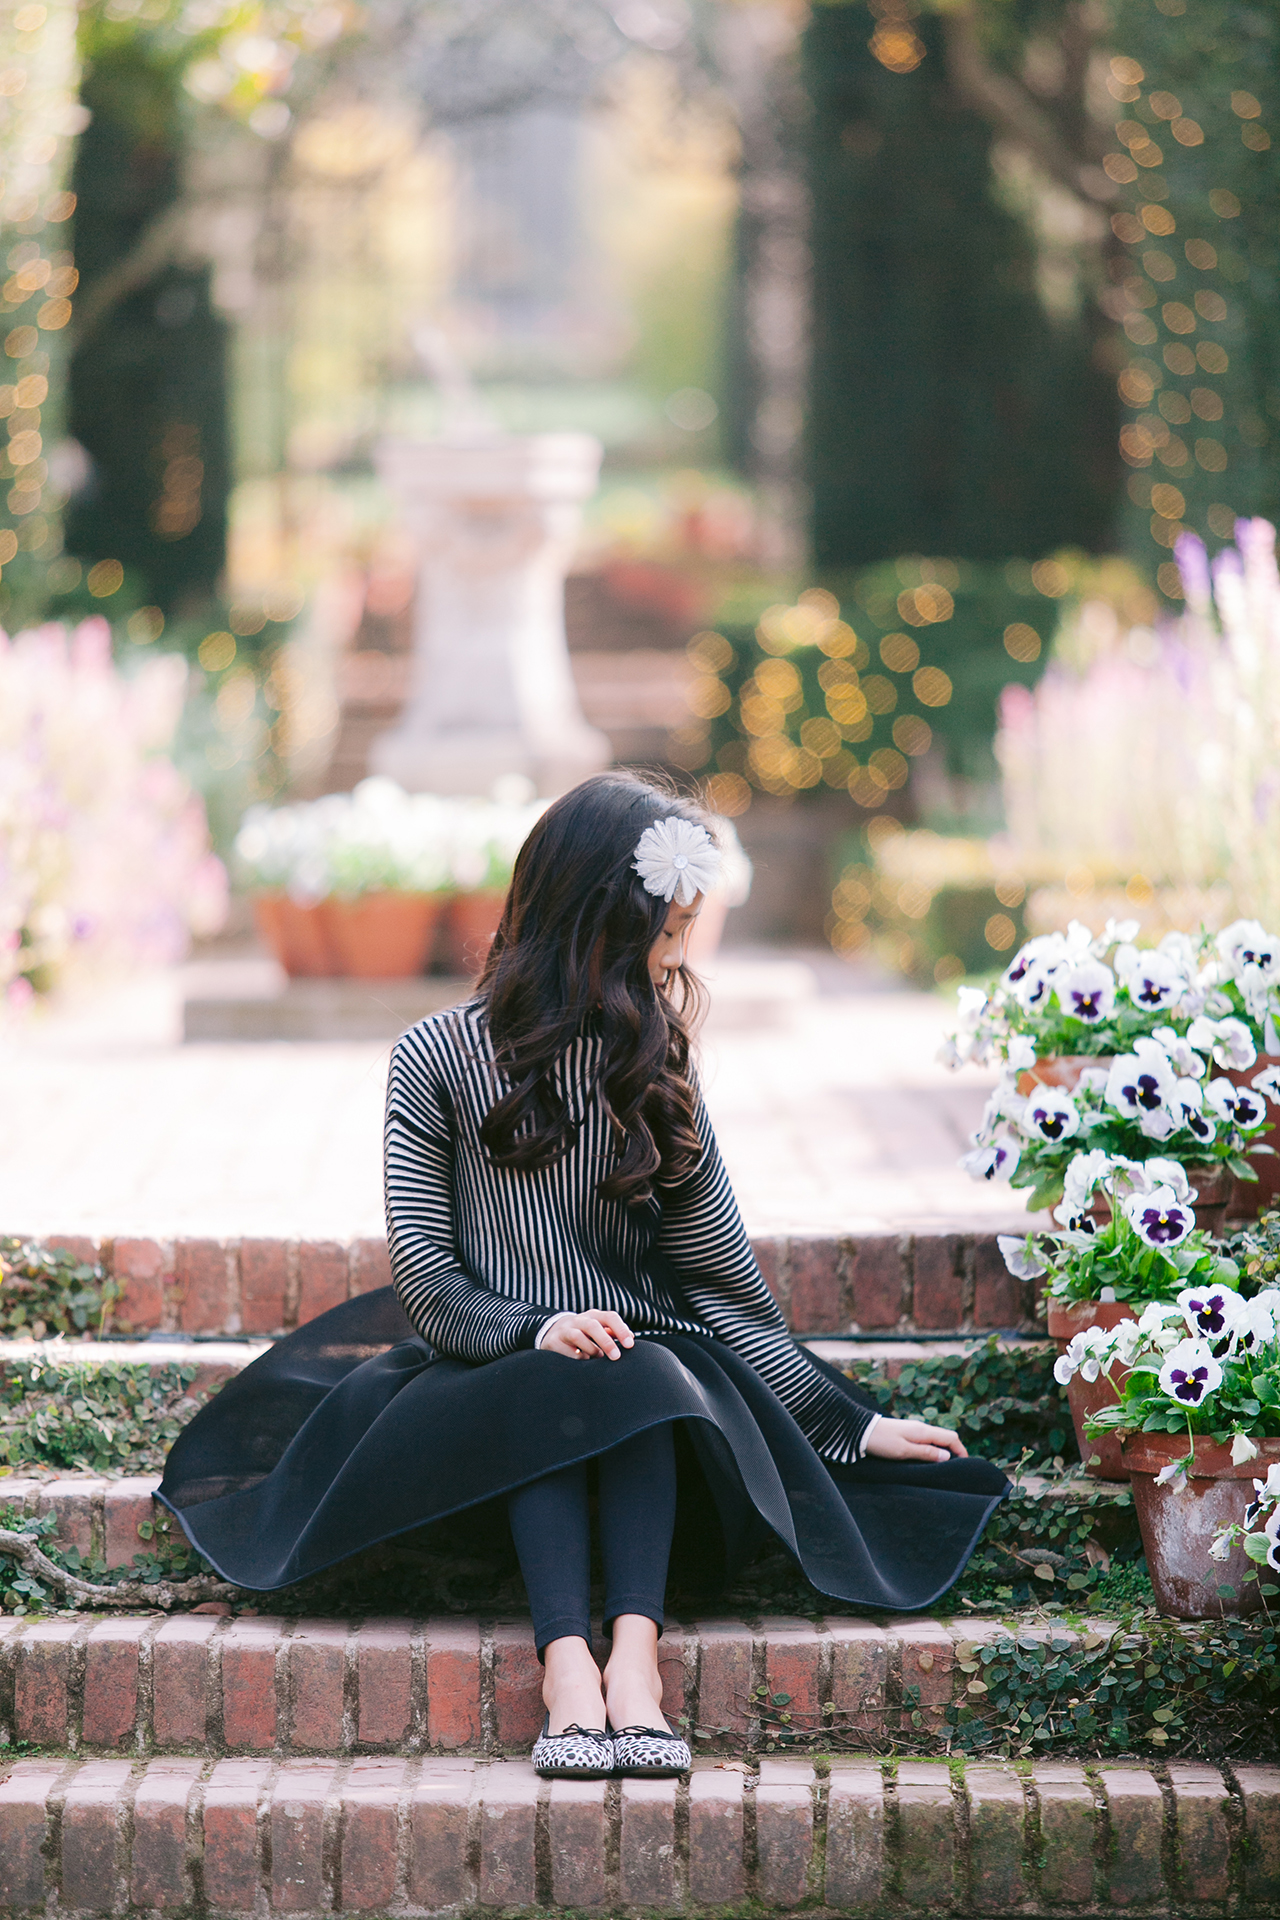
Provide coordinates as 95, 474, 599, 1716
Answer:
252, 889, 506, 980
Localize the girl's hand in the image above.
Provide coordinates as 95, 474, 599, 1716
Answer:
865, 1417, 967, 1464
541, 1310, 635, 1360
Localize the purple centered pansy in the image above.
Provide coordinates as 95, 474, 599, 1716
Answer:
1137, 1203, 1188, 1243
1169, 1364, 1212, 1402
1158, 1338, 1223, 1406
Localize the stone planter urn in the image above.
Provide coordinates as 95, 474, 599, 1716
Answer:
1122, 1431, 1280, 1619
1046, 1296, 1136, 1482
371, 432, 611, 798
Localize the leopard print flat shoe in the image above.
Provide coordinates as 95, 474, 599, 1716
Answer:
609, 1723, 692, 1777
531, 1716, 615, 1779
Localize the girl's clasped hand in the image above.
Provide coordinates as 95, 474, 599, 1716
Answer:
539, 1307, 966, 1464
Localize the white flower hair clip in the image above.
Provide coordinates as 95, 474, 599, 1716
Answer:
633, 816, 721, 906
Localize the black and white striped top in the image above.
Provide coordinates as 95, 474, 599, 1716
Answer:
383, 1001, 876, 1464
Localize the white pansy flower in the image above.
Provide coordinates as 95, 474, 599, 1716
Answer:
1208, 1529, 1235, 1561
1152, 1026, 1205, 1079
1102, 917, 1142, 947
997, 1234, 1046, 1280
1053, 1327, 1111, 1385
1057, 958, 1116, 1025
1062, 1148, 1114, 1210
1251, 1065, 1280, 1104
1002, 933, 1066, 989
955, 986, 990, 1033
1244, 1462, 1280, 1528
1021, 1086, 1080, 1145
1217, 919, 1280, 977
960, 1136, 1020, 1182
1105, 1039, 1178, 1138
1006, 1033, 1037, 1072
632, 816, 721, 906
1187, 1014, 1257, 1072
1108, 1319, 1146, 1367
1235, 1291, 1280, 1355
1117, 946, 1187, 1012
1155, 1460, 1190, 1492
1137, 1300, 1183, 1337
1205, 1076, 1269, 1131
1158, 1338, 1223, 1406
1231, 1433, 1260, 1465
1125, 1184, 1195, 1248
1176, 1283, 1244, 1341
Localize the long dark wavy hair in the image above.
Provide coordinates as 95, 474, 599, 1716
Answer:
475, 773, 713, 1205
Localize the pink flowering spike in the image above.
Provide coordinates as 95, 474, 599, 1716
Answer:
1175, 531, 1212, 614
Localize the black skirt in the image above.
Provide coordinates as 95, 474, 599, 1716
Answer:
157, 1288, 1008, 1613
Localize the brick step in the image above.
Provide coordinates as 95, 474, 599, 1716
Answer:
1, 1602, 1135, 1760
21, 1229, 1039, 1340
1, 1751, 1274, 1916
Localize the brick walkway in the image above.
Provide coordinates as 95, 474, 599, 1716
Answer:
3, 947, 1027, 1243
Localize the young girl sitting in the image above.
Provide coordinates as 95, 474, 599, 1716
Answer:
160, 773, 1007, 1782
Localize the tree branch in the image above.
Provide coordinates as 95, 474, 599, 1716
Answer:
0, 1527, 238, 1611
69, 204, 189, 354
941, 4, 1116, 208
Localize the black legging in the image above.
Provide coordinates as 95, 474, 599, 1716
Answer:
507, 1421, 678, 1656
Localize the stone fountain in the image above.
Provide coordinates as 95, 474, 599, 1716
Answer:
370, 330, 610, 797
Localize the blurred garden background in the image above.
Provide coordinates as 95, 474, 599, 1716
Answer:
3, 0, 1280, 1023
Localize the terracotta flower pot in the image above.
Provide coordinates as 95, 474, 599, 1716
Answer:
442, 889, 508, 976
1016, 1054, 1115, 1096
253, 891, 447, 978
252, 894, 333, 978
1122, 1431, 1280, 1619
319, 894, 447, 979
1046, 1296, 1136, 1482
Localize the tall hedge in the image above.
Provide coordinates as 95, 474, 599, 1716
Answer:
803, 2, 1119, 571
66, 28, 228, 613
1105, 0, 1280, 595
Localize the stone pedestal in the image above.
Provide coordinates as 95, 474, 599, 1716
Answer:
370, 432, 611, 796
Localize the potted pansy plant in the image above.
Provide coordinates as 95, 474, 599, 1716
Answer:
1057, 1280, 1280, 1618
1208, 1461, 1280, 1597
1001, 1155, 1239, 1481
946, 917, 1280, 1219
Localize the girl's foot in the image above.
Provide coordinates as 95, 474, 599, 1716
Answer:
602, 1613, 666, 1732
542, 1634, 608, 1736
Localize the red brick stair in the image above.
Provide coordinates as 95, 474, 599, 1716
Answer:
1, 1749, 1275, 1915
19, 1229, 1040, 1339
0, 1608, 1210, 1761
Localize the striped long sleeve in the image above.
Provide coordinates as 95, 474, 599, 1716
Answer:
656, 1085, 877, 1464
384, 1025, 547, 1362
